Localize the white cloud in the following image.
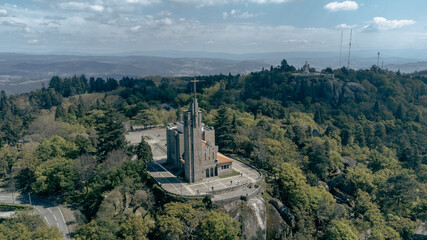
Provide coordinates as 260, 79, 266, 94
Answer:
363, 17, 415, 31
335, 24, 356, 29
324, 1, 358, 12
222, 12, 228, 20
28, 39, 39, 44
169, 0, 294, 6
58, 2, 105, 12
131, 25, 141, 31
236, 12, 256, 19
249, 0, 294, 3
0, 9, 7, 17
125, 0, 161, 4
223, 9, 257, 20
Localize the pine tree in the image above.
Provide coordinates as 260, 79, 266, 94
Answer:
55, 106, 66, 120
314, 108, 324, 124
96, 110, 127, 162
214, 107, 236, 153
135, 136, 152, 163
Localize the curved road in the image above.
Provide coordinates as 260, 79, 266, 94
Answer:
0, 189, 69, 239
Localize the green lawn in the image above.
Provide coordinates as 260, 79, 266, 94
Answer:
219, 170, 240, 179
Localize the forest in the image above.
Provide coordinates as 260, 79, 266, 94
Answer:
0, 59, 425, 239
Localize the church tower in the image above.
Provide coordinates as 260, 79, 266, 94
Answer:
183, 96, 202, 183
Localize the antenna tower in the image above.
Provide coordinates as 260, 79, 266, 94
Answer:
347, 28, 352, 69
339, 30, 343, 67
377, 52, 380, 67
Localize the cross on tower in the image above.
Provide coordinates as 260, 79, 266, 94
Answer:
190, 78, 200, 98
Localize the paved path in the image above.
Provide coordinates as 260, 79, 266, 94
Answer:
0, 189, 69, 239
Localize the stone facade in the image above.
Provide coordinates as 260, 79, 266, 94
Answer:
167, 97, 232, 183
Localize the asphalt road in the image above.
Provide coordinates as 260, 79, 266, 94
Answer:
0, 189, 69, 239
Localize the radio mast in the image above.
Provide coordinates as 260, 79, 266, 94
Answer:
377, 52, 380, 67
347, 28, 352, 69
339, 30, 343, 67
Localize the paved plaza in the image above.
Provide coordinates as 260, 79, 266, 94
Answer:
126, 127, 262, 199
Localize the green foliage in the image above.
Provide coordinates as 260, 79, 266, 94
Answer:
157, 202, 201, 240
0, 146, 18, 174
0, 60, 425, 240
199, 211, 241, 240
95, 110, 127, 162
0, 211, 62, 240
274, 162, 335, 212
323, 219, 359, 240
36, 136, 79, 161
135, 137, 153, 163
0, 203, 33, 211
119, 214, 154, 240
31, 157, 76, 194
346, 165, 376, 193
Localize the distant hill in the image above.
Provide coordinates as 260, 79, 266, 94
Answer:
383, 61, 427, 73
1, 52, 426, 94
0, 54, 270, 94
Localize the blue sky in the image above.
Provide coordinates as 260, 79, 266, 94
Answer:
0, 0, 426, 55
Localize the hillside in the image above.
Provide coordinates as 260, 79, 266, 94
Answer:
0, 53, 270, 95
0, 60, 425, 239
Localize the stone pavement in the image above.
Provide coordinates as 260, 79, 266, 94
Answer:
147, 159, 261, 197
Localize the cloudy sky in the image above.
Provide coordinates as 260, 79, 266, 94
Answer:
0, 0, 426, 55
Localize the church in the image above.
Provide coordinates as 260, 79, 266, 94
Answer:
166, 96, 233, 183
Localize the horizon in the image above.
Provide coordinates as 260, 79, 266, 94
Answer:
1, 1, 426, 56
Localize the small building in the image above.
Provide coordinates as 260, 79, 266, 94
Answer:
166, 96, 232, 183
292, 61, 334, 79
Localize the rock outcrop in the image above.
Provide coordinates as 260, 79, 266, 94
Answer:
293, 78, 367, 106
223, 195, 266, 240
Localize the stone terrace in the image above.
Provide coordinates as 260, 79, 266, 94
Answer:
126, 128, 262, 201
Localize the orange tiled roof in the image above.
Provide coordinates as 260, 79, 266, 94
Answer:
179, 140, 232, 164
217, 153, 232, 164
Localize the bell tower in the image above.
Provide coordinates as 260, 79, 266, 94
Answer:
184, 79, 202, 183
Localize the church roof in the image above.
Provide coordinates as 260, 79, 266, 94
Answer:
217, 153, 233, 164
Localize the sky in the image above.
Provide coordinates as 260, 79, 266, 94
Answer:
0, 0, 426, 55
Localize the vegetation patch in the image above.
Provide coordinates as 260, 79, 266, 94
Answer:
219, 170, 240, 179
0, 203, 33, 212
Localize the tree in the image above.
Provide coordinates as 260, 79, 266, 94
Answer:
1, 110, 23, 145
157, 202, 201, 240
36, 136, 79, 162
199, 211, 240, 240
55, 106, 67, 120
346, 165, 376, 193
71, 135, 95, 155
31, 157, 76, 194
119, 214, 154, 240
214, 107, 237, 153
96, 110, 127, 162
274, 162, 309, 208
135, 136, 153, 163
0, 211, 62, 240
323, 219, 359, 240
280, 59, 296, 72
0, 146, 18, 174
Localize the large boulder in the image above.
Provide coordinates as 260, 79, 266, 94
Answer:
269, 198, 295, 229
266, 200, 292, 239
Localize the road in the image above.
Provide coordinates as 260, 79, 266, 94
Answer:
0, 189, 69, 239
